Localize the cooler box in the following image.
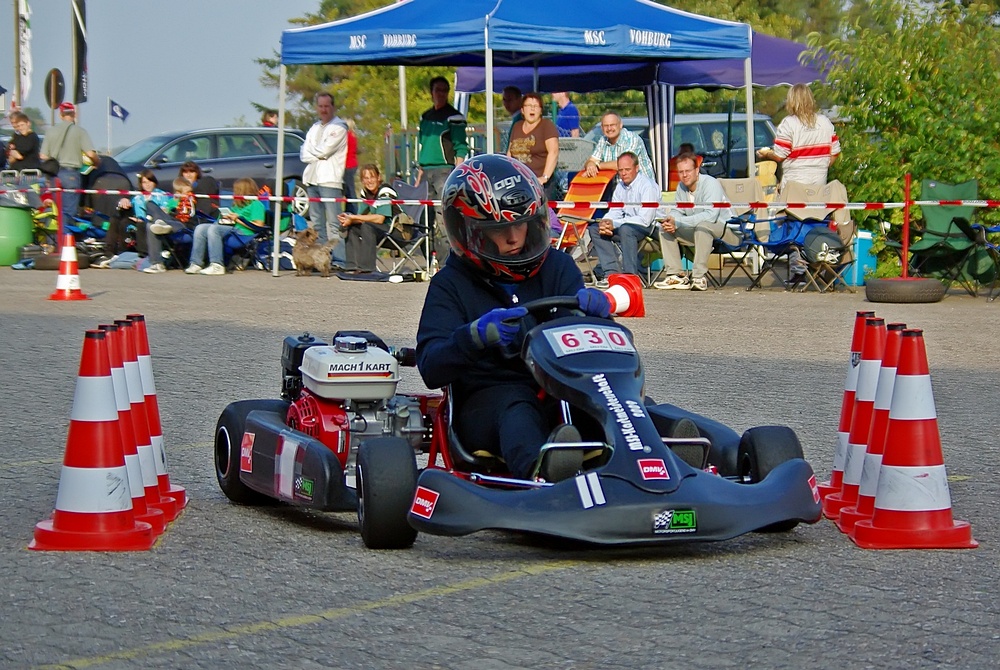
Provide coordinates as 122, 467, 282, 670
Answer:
847, 231, 877, 286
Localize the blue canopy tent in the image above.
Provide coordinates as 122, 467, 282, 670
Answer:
271, 0, 752, 273
454, 32, 824, 177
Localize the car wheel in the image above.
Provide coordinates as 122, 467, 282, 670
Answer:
737, 425, 804, 532
864, 277, 945, 303
289, 179, 310, 219
356, 437, 418, 550
215, 399, 290, 505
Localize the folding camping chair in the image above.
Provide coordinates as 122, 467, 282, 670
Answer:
376, 179, 431, 276
746, 181, 835, 291
714, 177, 770, 288
797, 180, 856, 293
887, 179, 980, 296
553, 169, 617, 282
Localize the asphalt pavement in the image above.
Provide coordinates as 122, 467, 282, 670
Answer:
1, 266, 997, 669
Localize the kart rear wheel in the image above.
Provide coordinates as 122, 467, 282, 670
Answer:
215, 399, 290, 505
357, 437, 419, 549
738, 426, 804, 533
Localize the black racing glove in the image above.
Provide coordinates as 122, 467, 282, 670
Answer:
468, 306, 528, 350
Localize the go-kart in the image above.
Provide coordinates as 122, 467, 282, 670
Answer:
214, 298, 822, 550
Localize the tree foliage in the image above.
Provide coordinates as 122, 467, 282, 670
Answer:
814, 0, 1000, 228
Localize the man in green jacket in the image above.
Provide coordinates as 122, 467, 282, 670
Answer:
416, 76, 468, 263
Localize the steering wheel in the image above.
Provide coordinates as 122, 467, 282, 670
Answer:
497, 295, 586, 360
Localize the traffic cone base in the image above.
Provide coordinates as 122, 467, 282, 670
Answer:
849, 329, 977, 549
48, 234, 90, 301
30, 518, 154, 552
604, 273, 645, 317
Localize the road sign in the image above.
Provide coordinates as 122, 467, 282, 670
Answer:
44, 69, 65, 110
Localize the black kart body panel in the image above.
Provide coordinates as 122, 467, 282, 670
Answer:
240, 409, 357, 512
410, 459, 821, 544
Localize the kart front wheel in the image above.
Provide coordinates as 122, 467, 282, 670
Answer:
215, 399, 289, 505
738, 426, 805, 532
356, 437, 418, 550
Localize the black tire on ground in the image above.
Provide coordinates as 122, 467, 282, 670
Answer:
356, 437, 418, 550
33, 252, 91, 270
865, 277, 945, 303
737, 425, 805, 533
215, 399, 290, 505
288, 179, 310, 219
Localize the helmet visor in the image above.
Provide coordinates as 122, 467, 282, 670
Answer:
464, 210, 551, 269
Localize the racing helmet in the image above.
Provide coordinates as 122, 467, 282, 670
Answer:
442, 154, 551, 281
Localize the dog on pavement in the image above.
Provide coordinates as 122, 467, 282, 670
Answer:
292, 227, 335, 277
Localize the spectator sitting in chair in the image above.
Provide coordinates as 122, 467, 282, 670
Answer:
582, 111, 655, 181
337, 164, 396, 274
183, 177, 266, 276
654, 151, 734, 292
667, 142, 703, 192
588, 152, 660, 288
142, 177, 197, 274
98, 169, 171, 268
178, 161, 221, 220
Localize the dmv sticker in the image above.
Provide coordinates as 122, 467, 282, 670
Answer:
545, 326, 635, 358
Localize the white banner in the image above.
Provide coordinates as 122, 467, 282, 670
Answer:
18, 0, 32, 103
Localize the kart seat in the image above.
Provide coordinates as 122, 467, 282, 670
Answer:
444, 388, 506, 473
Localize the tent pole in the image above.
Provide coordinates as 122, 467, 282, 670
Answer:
398, 66, 408, 130
272, 64, 288, 277
744, 27, 755, 178
485, 28, 494, 153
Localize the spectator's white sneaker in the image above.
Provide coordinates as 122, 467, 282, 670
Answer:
184, 264, 203, 274
690, 276, 708, 291
199, 263, 226, 276
148, 220, 173, 235
653, 274, 690, 290
142, 263, 166, 274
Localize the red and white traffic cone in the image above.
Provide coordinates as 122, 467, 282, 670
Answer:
99, 323, 166, 536
851, 329, 977, 549
604, 273, 645, 317
116, 319, 179, 523
47, 233, 90, 301
817, 310, 874, 500
126, 314, 188, 509
826, 317, 886, 523
838, 322, 906, 534
30, 330, 154, 551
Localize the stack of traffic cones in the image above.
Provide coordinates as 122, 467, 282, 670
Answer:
851, 329, 977, 549
30, 331, 155, 551
818, 311, 875, 501
824, 317, 886, 521
48, 233, 90, 301
603, 273, 645, 317
837, 322, 907, 533
127, 314, 187, 509
30, 315, 186, 551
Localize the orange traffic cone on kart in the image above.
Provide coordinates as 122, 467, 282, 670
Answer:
127, 314, 187, 509
851, 329, 977, 549
603, 273, 645, 317
824, 317, 886, 521
48, 233, 90, 301
116, 319, 179, 523
99, 323, 166, 536
30, 330, 154, 551
818, 310, 875, 501
838, 322, 906, 534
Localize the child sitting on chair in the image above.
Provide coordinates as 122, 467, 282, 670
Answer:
183, 177, 266, 276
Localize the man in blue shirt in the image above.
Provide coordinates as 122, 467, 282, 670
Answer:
589, 151, 660, 286
553, 92, 580, 138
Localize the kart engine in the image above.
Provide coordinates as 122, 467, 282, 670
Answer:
281, 332, 426, 474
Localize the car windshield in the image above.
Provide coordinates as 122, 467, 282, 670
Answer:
114, 135, 176, 164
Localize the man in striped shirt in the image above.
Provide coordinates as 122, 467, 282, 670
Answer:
583, 112, 656, 182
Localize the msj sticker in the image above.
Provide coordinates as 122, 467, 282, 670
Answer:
410, 486, 440, 519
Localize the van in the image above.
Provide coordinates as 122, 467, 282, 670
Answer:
583, 113, 777, 179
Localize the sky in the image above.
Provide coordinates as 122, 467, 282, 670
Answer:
1, 0, 318, 153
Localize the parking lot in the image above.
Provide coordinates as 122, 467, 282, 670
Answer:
1, 267, 997, 669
